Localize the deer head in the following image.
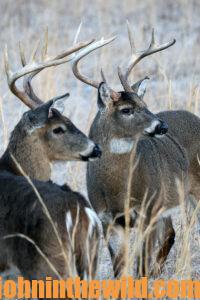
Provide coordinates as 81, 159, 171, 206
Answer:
3, 29, 101, 180
71, 25, 175, 152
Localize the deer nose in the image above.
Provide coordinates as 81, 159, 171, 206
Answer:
80, 144, 102, 161
155, 121, 168, 135
89, 144, 102, 160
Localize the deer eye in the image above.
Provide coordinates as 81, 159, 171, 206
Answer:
120, 108, 134, 115
53, 126, 65, 134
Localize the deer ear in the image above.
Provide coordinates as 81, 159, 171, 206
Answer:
48, 93, 70, 118
98, 82, 112, 109
27, 93, 70, 132
131, 77, 149, 99
25, 100, 53, 133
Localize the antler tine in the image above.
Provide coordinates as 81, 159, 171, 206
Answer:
19, 42, 26, 67
124, 26, 176, 81
126, 20, 135, 54
118, 66, 133, 93
100, 68, 107, 83
22, 23, 95, 98
22, 22, 89, 100
18, 40, 42, 105
5, 32, 95, 109
42, 27, 48, 60
29, 39, 40, 63
22, 37, 95, 105
73, 22, 82, 46
4, 45, 10, 80
18, 42, 42, 106
150, 28, 155, 48
72, 36, 117, 88
118, 25, 176, 92
4, 44, 39, 109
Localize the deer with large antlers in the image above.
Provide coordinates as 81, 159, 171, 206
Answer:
0, 30, 101, 284
72, 26, 191, 277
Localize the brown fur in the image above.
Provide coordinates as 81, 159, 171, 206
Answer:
0, 101, 100, 288
158, 110, 200, 201
87, 83, 189, 277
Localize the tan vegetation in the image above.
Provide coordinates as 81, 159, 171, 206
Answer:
0, 0, 200, 298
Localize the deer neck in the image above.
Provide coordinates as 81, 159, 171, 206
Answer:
0, 134, 51, 181
90, 115, 135, 156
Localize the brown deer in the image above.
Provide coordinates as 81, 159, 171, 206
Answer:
0, 32, 102, 284
71, 26, 190, 277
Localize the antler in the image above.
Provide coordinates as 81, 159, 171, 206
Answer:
71, 36, 120, 101
4, 28, 94, 109
118, 21, 176, 92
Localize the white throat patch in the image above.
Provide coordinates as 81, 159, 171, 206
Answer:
110, 138, 134, 154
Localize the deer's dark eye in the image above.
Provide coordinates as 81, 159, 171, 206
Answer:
120, 108, 134, 115
53, 127, 65, 134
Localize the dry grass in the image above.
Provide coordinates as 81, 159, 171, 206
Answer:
1, 0, 200, 298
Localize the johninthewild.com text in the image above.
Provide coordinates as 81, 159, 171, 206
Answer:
0, 276, 200, 298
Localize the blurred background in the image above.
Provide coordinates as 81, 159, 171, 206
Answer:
0, 0, 200, 282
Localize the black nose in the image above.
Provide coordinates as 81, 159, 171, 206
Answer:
155, 121, 168, 135
90, 144, 102, 159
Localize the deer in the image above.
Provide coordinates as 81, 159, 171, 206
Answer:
71, 27, 191, 277
0, 32, 102, 285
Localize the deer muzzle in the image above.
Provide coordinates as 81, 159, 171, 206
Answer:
154, 120, 168, 136
144, 119, 168, 137
80, 144, 102, 161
